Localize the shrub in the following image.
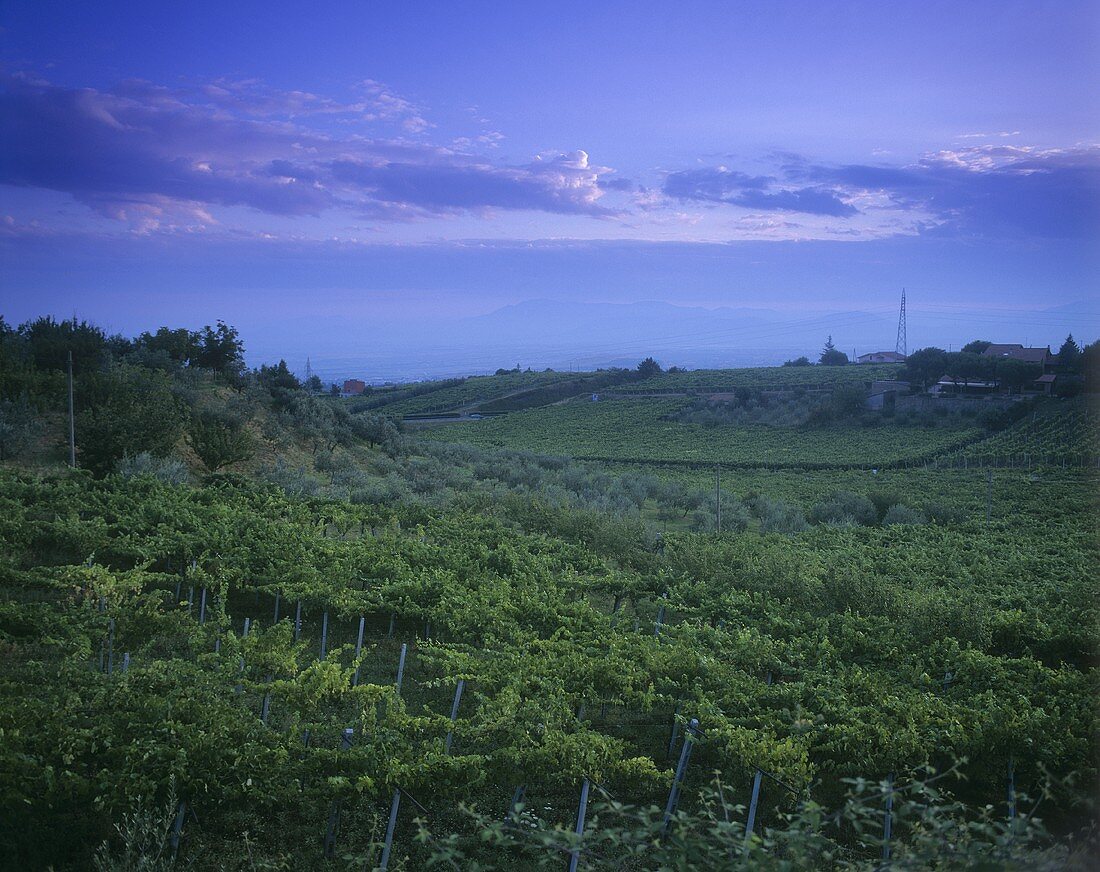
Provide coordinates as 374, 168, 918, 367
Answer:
868, 489, 904, 520
755, 497, 810, 534
187, 410, 255, 473
882, 503, 926, 525
115, 452, 189, 485
809, 491, 877, 526
923, 500, 967, 525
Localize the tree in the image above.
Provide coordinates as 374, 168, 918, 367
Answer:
257, 359, 302, 409
19, 316, 108, 371
136, 327, 200, 365
194, 322, 244, 376
997, 358, 1042, 393
783, 356, 811, 367
76, 365, 188, 475
818, 336, 848, 366
943, 351, 993, 385
305, 374, 323, 394
1057, 334, 1082, 372
636, 357, 662, 379
187, 411, 256, 472
1083, 340, 1100, 391
961, 339, 992, 355
351, 413, 404, 456
901, 347, 948, 389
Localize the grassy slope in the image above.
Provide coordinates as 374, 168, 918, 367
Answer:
424, 398, 983, 467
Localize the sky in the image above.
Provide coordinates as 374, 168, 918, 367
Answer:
1, 1, 1098, 376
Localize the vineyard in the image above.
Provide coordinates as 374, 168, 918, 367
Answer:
359, 370, 580, 417
611, 364, 902, 394
942, 403, 1100, 467
425, 399, 985, 468
2, 318, 1098, 870
1, 462, 1097, 869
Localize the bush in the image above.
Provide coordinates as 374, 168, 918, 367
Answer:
882, 503, 926, 525
115, 452, 189, 485
809, 491, 877, 526
868, 489, 904, 520
718, 498, 752, 533
923, 500, 967, 525
187, 410, 255, 473
754, 496, 810, 534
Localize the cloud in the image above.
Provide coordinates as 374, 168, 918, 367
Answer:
0, 73, 615, 229
807, 145, 1100, 238
330, 150, 613, 216
662, 167, 858, 216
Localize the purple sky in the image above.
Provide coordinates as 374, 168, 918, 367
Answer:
1, 1, 1098, 374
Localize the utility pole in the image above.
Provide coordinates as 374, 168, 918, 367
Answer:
67, 350, 76, 467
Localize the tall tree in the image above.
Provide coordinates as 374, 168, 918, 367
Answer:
636, 357, 663, 379
195, 322, 244, 376
901, 347, 947, 389
1057, 334, 1082, 371
818, 336, 848, 366
19, 317, 107, 371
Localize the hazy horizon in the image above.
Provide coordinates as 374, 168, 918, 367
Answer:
2, 1, 1098, 378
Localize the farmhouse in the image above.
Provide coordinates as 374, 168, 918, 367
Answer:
342, 378, 367, 396
981, 344, 1051, 367
857, 351, 906, 364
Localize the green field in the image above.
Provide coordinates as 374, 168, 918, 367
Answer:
613, 363, 902, 393
955, 403, 1100, 463
426, 398, 983, 467
357, 370, 579, 416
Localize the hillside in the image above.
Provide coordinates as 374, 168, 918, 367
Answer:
1, 319, 1097, 870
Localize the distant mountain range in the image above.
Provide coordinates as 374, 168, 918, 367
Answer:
266, 298, 1099, 383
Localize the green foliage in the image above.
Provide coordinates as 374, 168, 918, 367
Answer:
900, 347, 948, 389
116, 452, 190, 485
783, 356, 812, 367
193, 321, 244, 377
19, 315, 110, 371
819, 335, 849, 366
1057, 334, 1082, 371
881, 503, 926, 525
420, 773, 1086, 870
0, 396, 43, 461
92, 791, 181, 872
636, 356, 663, 379
135, 326, 201, 367
187, 411, 255, 473
429, 399, 982, 468
809, 490, 878, 526
0, 315, 1096, 870
614, 363, 898, 394
77, 365, 190, 475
